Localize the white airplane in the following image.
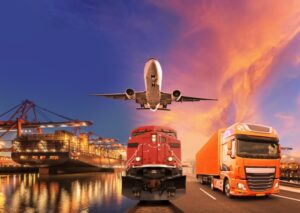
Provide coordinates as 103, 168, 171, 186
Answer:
91, 58, 217, 111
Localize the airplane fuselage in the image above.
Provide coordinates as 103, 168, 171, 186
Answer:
144, 59, 162, 110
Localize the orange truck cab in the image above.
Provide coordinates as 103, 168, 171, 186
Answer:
196, 123, 281, 197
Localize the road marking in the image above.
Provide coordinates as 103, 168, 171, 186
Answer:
280, 186, 300, 193
272, 194, 300, 202
200, 188, 216, 200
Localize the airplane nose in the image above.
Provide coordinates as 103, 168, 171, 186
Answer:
148, 60, 158, 71
145, 59, 159, 75
147, 58, 159, 67
148, 57, 157, 61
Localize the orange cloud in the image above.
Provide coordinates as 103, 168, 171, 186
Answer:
137, 1, 300, 160
274, 113, 295, 131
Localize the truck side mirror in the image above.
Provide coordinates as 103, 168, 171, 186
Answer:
227, 150, 232, 156
227, 141, 232, 150
227, 141, 232, 152
227, 141, 234, 158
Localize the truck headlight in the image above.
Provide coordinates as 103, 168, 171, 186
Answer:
274, 182, 279, 188
167, 157, 173, 162
237, 183, 246, 191
135, 157, 141, 162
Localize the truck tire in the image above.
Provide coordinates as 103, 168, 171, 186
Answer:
224, 179, 232, 198
210, 177, 214, 190
199, 176, 204, 185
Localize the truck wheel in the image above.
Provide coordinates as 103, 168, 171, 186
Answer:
210, 177, 214, 190
224, 179, 232, 198
199, 176, 204, 185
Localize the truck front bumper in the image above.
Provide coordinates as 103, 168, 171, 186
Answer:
229, 178, 280, 196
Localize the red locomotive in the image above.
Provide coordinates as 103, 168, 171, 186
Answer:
122, 125, 186, 200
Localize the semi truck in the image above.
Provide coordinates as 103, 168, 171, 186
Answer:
195, 123, 281, 197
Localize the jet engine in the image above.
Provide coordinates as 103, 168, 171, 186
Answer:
172, 90, 182, 101
125, 88, 136, 99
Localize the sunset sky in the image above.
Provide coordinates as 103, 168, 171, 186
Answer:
1, 1, 300, 160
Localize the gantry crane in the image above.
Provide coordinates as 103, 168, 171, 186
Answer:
0, 100, 92, 139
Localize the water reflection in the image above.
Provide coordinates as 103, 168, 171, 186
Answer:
126, 201, 184, 213
0, 172, 136, 212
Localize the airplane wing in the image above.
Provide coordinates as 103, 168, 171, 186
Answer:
177, 96, 218, 102
90, 91, 146, 102
90, 93, 129, 100
160, 92, 172, 104
160, 92, 217, 103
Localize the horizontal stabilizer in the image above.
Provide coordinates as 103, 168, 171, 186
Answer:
136, 108, 149, 110
157, 108, 171, 111
136, 108, 170, 111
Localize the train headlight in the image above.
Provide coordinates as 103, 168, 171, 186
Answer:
237, 183, 246, 191
167, 157, 173, 162
135, 157, 141, 162
151, 134, 157, 142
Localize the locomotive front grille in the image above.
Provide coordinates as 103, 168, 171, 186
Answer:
245, 167, 275, 191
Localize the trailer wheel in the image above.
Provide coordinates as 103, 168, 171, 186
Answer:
224, 179, 232, 198
210, 177, 214, 190
199, 176, 204, 185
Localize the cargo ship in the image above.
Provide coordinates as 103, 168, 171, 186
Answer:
11, 130, 126, 169
0, 100, 126, 174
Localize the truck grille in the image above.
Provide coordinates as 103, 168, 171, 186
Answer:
246, 173, 275, 191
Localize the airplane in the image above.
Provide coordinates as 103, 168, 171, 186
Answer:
90, 58, 217, 111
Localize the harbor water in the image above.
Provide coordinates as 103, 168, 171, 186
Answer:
0, 172, 137, 213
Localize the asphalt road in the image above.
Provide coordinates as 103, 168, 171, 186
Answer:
126, 176, 300, 213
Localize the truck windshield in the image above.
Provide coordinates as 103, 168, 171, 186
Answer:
237, 140, 279, 159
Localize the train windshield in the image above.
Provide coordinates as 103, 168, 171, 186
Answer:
158, 130, 177, 138
131, 130, 152, 137
131, 129, 177, 138
237, 140, 279, 159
